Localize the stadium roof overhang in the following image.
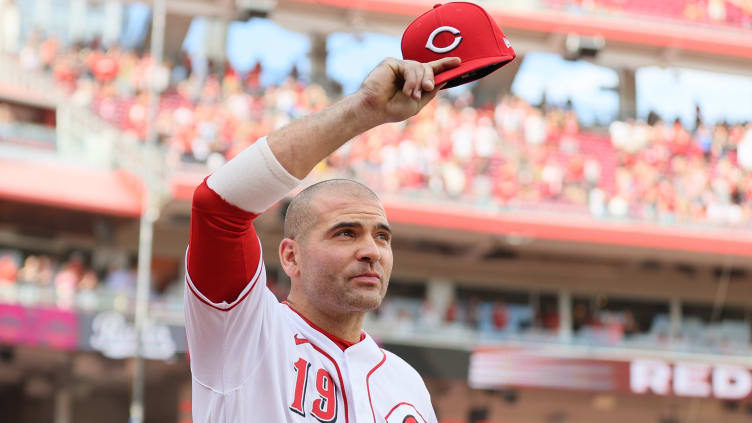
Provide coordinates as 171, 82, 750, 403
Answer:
0, 160, 143, 218
0, 82, 59, 109
271, 0, 752, 77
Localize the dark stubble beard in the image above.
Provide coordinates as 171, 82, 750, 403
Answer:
341, 286, 384, 312
313, 272, 386, 314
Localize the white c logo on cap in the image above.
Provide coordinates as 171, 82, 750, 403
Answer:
425, 26, 462, 54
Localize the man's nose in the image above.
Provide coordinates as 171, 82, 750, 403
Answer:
356, 236, 381, 263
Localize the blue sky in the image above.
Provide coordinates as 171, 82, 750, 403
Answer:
183, 17, 752, 127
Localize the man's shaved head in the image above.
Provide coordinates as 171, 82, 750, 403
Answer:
284, 179, 380, 240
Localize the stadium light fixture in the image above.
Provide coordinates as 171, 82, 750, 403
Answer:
564, 33, 605, 61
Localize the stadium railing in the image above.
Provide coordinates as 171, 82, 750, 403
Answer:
0, 280, 748, 357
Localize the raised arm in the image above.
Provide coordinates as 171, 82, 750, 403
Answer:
268, 57, 461, 178
187, 57, 459, 305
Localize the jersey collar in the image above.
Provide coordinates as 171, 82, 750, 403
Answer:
283, 301, 366, 351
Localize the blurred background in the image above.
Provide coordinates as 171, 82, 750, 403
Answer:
0, 0, 751, 422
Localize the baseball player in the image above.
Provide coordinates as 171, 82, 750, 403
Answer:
185, 56, 461, 423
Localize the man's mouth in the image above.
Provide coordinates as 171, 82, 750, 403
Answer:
350, 272, 381, 286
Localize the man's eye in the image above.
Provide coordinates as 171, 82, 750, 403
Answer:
377, 233, 391, 241
336, 230, 354, 238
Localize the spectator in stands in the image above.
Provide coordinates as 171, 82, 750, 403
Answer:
491, 300, 509, 331
445, 299, 460, 325
573, 302, 590, 332
738, 124, 752, 171
0, 253, 18, 284
78, 269, 99, 292
17, 254, 40, 284
541, 304, 560, 331
419, 299, 441, 328
466, 296, 482, 329
622, 310, 639, 337
36, 255, 55, 287
54, 253, 85, 308
104, 257, 137, 293
14, 36, 752, 229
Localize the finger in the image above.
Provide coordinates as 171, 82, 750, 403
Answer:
402, 63, 418, 98
403, 65, 422, 100
421, 63, 435, 92
379, 57, 403, 88
413, 64, 426, 100
429, 57, 462, 75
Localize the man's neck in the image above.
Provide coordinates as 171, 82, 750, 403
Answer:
286, 298, 366, 344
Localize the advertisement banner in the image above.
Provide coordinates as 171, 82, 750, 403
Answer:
0, 303, 79, 350
0, 302, 185, 360
78, 311, 186, 360
470, 347, 752, 401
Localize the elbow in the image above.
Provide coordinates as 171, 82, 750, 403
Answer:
192, 178, 215, 210
191, 177, 256, 226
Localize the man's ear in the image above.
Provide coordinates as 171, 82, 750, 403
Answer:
279, 238, 300, 278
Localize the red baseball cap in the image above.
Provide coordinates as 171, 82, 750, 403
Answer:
401, 2, 516, 89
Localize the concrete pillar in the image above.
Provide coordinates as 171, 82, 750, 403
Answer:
34, 0, 53, 35
669, 297, 682, 341
69, 0, 88, 43
309, 32, 328, 88
145, 12, 192, 65
177, 379, 192, 423
471, 54, 524, 108
558, 290, 573, 342
54, 386, 72, 423
618, 67, 637, 120
102, 1, 124, 48
426, 277, 455, 320
204, 17, 228, 71
0, 0, 21, 54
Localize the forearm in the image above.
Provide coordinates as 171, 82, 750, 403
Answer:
206, 91, 379, 214
267, 91, 380, 179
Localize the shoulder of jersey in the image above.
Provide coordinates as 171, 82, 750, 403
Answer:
382, 349, 424, 381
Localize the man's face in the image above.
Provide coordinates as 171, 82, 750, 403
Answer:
295, 192, 393, 314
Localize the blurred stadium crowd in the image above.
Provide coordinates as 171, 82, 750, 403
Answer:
0, 244, 748, 356
544, 0, 752, 28
0, 248, 184, 308
9, 34, 752, 228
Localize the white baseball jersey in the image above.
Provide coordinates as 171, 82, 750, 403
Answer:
184, 138, 438, 423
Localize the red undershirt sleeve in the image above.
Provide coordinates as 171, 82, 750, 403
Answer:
185, 137, 300, 306
187, 178, 261, 304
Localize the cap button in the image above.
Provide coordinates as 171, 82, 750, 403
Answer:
433, 3, 442, 8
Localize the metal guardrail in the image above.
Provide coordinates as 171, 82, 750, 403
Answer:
0, 121, 56, 145
364, 316, 752, 360
0, 282, 185, 325
0, 54, 62, 106
55, 104, 117, 169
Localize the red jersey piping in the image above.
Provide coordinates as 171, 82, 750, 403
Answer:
185, 262, 264, 312
384, 402, 429, 423
366, 350, 387, 423
283, 302, 365, 350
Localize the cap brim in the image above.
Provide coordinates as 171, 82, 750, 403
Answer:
434, 55, 515, 89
